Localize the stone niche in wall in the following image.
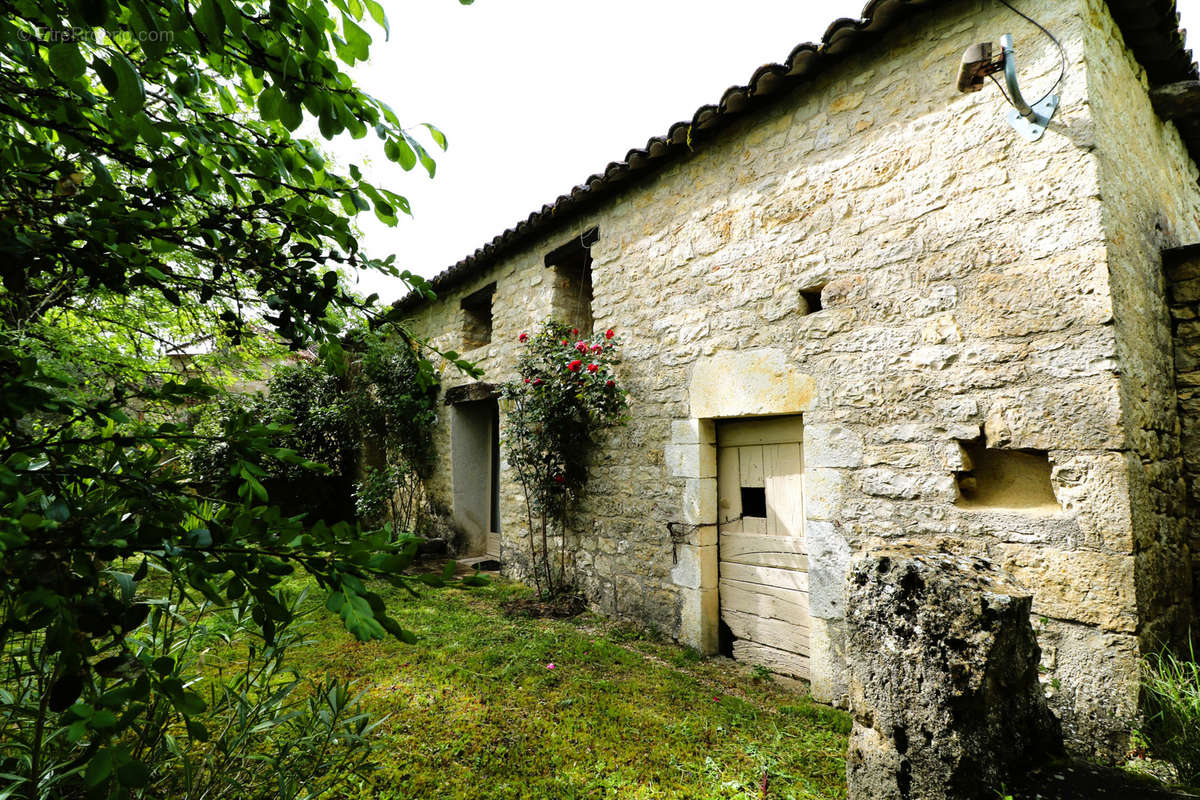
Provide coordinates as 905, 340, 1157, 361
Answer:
953, 439, 1060, 514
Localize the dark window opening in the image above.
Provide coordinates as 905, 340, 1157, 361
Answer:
954, 439, 1059, 511
460, 282, 496, 350
489, 406, 501, 533
740, 486, 767, 518
800, 284, 825, 315
546, 227, 598, 333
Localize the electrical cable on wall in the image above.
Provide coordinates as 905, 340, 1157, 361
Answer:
997, 0, 1068, 105
954, 0, 1068, 141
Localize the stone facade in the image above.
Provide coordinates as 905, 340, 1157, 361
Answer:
397, 0, 1199, 757
1167, 245, 1200, 616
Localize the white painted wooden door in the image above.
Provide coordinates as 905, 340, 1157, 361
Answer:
716, 417, 810, 678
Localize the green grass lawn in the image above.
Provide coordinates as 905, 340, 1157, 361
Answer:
289, 576, 850, 800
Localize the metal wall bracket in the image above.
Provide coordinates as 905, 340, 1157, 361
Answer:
1001, 33, 1058, 142
1007, 93, 1059, 141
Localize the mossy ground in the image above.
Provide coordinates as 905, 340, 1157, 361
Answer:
288, 576, 850, 800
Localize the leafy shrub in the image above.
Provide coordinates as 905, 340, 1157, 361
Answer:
1143, 641, 1200, 786
191, 331, 440, 528
355, 463, 431, 539
350, 332, 441, 539
353, 331, 439, 478
501, 321, 628, 597
1, 569, 382, 799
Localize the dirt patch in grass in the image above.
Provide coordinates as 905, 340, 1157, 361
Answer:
500, 590, 588, 619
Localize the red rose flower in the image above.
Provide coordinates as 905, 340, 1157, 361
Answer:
606, 380, 615, 387
605, 329, 615, 339
554, 474, 565, 484
533, 378, 543, 385
561, 340, 568, 346
524, 378, 530, 383
518, 332, 528, 342
587, 363, 599, 373
571, 328, 579, 335
567, 360, 582, 372
591, 344, 603, 353
574, 341, 588, 353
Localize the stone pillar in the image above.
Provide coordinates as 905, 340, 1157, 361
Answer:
666, 418, 719, 654
845, 544, 1063, 800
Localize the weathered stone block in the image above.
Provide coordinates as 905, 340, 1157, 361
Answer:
805, 423, 864, 468
998, 546, 1137, 633
858, 468, 956, 502
845, 544, 1063, 800
688, 349, 815, 419
670, 418, 716, 445
681, 477, 718, 525
678, 587, 718, 654
806, 521, 852, 619
1050, 451, 1136, 553
805, 468, 844, 521
1035, 619, 1139, 758
983, 384, 1125, 451
809, 616, 848, 707
664, 442, 717, 479
670, 544, 716, 590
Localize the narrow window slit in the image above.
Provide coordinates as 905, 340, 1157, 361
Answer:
800, 284, 825, 315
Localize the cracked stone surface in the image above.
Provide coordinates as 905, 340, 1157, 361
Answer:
845, 544, 1064, 800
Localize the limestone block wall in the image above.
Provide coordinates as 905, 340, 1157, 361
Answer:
1085, 0, 1200, 662
399, 0, 1195, 757
1166, 248, 1200, 619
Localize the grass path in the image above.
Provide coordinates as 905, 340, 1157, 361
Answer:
291, 578, 849, 800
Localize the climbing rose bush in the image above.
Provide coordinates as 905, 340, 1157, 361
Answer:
501, 321, 628, 596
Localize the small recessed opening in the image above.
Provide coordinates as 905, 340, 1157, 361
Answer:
800, 284, 825, 314
954, 439, 1059, 513
546, 227, 597, 334
740, 486, 767, 518
460, 282, 495, 349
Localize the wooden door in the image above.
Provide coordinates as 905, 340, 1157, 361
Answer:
717, 417, 810, 678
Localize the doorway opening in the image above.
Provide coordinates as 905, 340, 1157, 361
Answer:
451, 397, 501, 558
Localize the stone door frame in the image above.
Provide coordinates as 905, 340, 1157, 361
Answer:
669, 348, 846, 704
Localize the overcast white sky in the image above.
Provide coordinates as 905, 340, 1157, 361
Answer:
339, 0, 1200, 300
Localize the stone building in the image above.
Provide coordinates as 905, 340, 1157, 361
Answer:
393, 0, 1200, 756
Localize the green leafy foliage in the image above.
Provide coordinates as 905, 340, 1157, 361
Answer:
191, 328, 441, 526
500, 322, 628, 597
351, 329, 440, 476
1142, 639, 1200, 787
0, 0, 472, 796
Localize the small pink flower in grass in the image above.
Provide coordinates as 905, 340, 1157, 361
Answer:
546, 663, 556, 670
